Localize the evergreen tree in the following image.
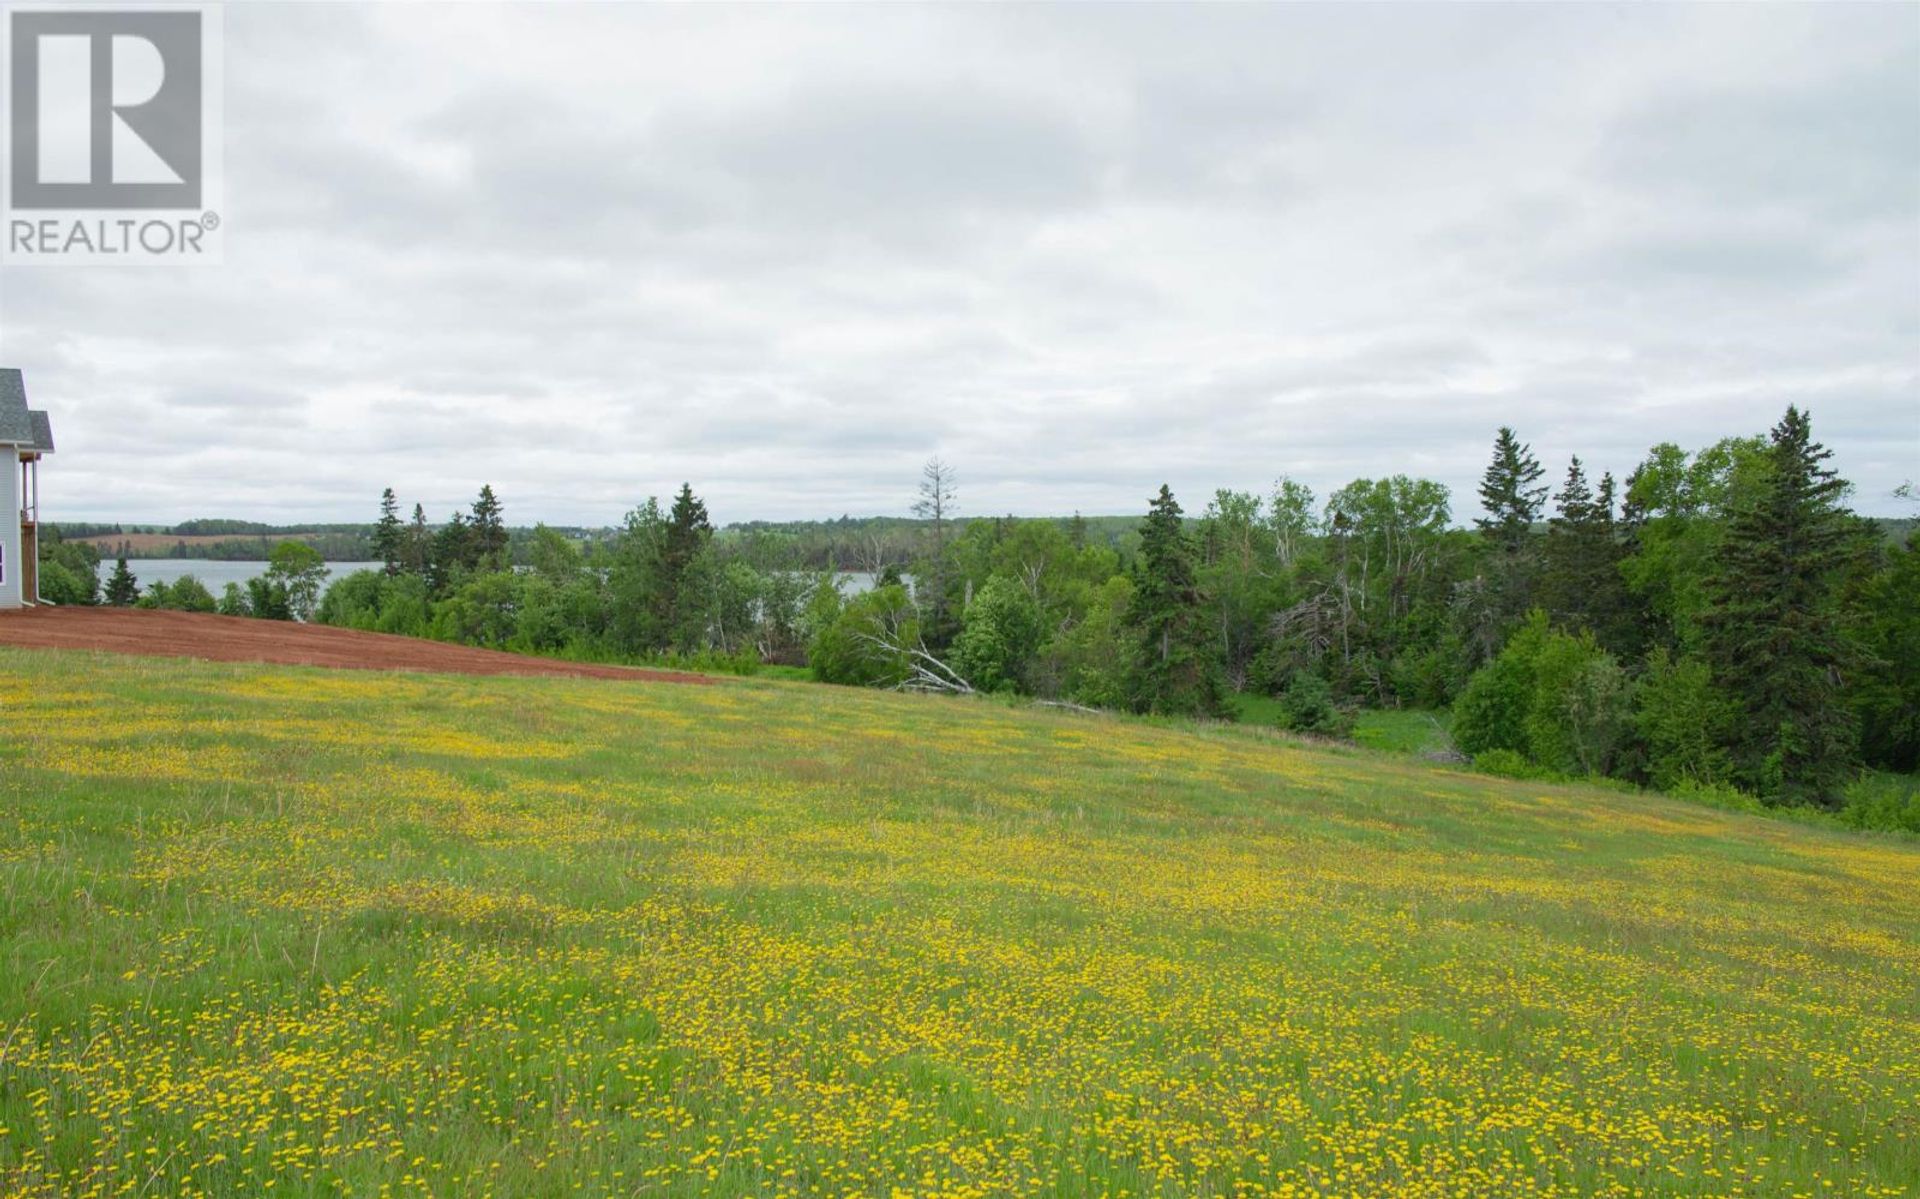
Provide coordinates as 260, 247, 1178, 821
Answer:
404, 504, 431, 577
470, 485, 509, 571
661, 483, 713, 647
1476, 427, 1547, 551
1474, 427, 1549, 635
429, 512, 473, 595
664, 483, 711, 581
104, 558, 139, 607
1543, 457, 1630, 648
1127, 485, 1226, 717
371, 488, 404, 576
1701, 406, 1860, 806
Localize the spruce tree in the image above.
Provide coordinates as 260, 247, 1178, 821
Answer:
1701, 406, 1859, 806
1543, 457, 1629, 646
1127, 485, 1225, 717
371, 488, 404, 576
470, 485, 509, 571
104, 558, 139, 607
664, 483, 711, 582
661, 483, 713, 647
405, 504, 431, 577
1476, 427, 1547, 551
1475, 427, 1549, 631
429, 512, 473, 595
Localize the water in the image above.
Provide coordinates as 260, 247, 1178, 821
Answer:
91, 561, 883, 595
94, 559, 384, 591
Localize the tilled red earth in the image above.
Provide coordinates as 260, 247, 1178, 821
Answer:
0, 607, 714, 684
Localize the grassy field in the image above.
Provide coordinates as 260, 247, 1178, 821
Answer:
1228, 698, 1453, 760
1, 649, 1916, 1198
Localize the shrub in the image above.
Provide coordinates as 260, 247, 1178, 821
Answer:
1472, 748, 1563, 781
166, 576, 218, 613
318, 570, 432, 636
1840, 774, 1920, 835
1274, 672, 1355, 739
36, 558, 93, 605
1670, 778, 1764, 815
246, 576, 293, 621
134, 576, 217, 613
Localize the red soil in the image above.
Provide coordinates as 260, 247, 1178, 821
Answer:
0, 607, 714, 684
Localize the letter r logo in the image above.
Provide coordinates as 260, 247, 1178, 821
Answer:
8, 11, 203, 209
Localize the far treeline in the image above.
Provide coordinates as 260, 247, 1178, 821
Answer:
41, 407, 1918, 829
51, 514, 1150, 568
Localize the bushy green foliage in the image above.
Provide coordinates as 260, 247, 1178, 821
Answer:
1453, 612, 1627, 776
430, 571, 524, 648
1525, 630, 1630, 776
809, 583, 919, 688
950, 576, 1046, 694
1451, 615, 1547, 757
136, 575, 218, 613
1040, 574, 1137, 710
246, 576, 293, 621
36, 558, 92, 605
265, 541, 328, 622
1619, 437, 1770, 653
1273, 672, 1354, 739
1634, 648, 1735, 791
1851, 530, 1920, 772
1839, 774, 1920, 835
1471, 748, 1563, 782
35, 529, 100, 604
315, 570, 433, 635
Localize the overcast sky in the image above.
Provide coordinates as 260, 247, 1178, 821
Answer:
1, 2, 1915, 526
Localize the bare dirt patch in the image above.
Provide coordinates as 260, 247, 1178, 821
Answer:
0, 607, 714, 684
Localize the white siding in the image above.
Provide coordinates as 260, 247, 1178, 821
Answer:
0, 452, 19, 608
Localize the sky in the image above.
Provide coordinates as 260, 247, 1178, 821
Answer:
1, 2, 1915, 527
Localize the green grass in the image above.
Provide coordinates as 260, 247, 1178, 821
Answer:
1351, 707, 1453, 756
1229, 694, 1450, 756
2, 648, 1916, 1198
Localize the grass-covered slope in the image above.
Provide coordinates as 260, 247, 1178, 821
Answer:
1, 649, 1915, 1198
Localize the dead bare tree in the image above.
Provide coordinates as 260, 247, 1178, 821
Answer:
912, 457, 959, 636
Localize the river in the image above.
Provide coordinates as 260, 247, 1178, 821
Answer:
91, 560, 883, 596
93, 560, 384, 591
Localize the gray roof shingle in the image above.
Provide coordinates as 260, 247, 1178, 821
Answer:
0, 368, 31, 444
29, 410, 54, 452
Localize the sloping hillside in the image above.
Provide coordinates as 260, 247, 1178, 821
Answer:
1, 648, 1914, 1197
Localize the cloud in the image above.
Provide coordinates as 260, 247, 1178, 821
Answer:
0, 2, 1913, 525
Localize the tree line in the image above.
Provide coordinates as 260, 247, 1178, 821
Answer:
34, 406, 1915, 825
